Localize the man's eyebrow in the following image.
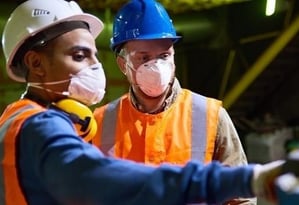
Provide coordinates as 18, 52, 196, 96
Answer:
70, 45, 98, 55
133, 51, 150, 56
70, 45, 92, 52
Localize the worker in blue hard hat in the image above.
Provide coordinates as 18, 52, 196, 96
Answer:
93, 0, 255, 204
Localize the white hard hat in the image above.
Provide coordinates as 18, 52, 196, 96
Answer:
1, 0, 104, 82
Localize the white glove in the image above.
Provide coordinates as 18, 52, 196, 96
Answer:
275, 173, 299, 193
275, 173, 299, 205
252, 160, 285, 202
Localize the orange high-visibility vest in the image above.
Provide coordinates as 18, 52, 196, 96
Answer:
0, 98, 95, 205
93, 89, 222, 165
0, 99, 46, 205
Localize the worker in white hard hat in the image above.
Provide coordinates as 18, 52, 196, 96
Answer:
0, 0, 287, 204
93, 0, 255, 204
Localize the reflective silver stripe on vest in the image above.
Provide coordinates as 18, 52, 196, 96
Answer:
101, 99, 120, 155
190, 93, 208, 205
0, 105, 35, 205
191, 93, 207, 162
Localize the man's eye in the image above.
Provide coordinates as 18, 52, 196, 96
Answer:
139, 56, 150, 63
160, 54, 170, 59
73, 53, 85, 61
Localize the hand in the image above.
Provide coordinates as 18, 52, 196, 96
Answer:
251, 160, 285, 202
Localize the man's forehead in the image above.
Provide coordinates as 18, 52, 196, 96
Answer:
126, 40, 174, 53
127, 39, 172, 47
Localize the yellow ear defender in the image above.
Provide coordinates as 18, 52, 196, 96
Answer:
53, 99, 97, 142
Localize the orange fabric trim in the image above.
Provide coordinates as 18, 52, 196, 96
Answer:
205, 98, 222, 163
1, 100, 44, 205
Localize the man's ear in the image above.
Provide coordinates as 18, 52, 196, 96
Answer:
116, 56, 127, 75
23, 50, 45, 77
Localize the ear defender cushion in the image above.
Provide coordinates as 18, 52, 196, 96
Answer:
53, 99, 97, 142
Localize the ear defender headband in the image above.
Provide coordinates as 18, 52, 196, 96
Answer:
52, 99, 97, 142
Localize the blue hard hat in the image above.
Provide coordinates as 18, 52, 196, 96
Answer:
110, 0, 181, 52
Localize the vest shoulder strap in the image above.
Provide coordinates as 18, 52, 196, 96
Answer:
101, 98, 120, 155
191, 92, 207, 162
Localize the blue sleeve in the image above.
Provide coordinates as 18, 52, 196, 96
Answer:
19, 109, 255, 205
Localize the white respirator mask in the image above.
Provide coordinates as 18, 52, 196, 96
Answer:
28, 63, 106, 106
129, 59, 174, 97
